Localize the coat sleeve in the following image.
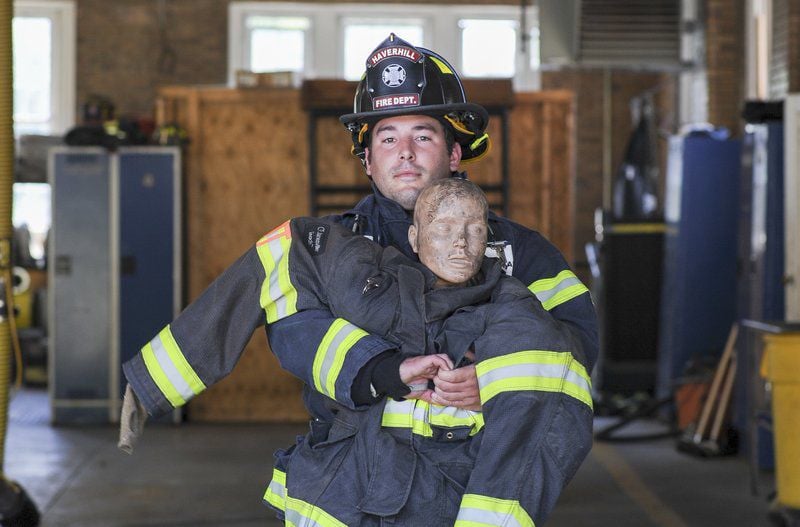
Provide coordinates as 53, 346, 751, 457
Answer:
122, 245, 268, 417
507, 227, 599, 372
454, 292, 594, 527
264, 218, 404, 409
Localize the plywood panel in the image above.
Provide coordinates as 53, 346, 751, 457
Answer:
157, 87, 310, 423
509, 91, 575, 262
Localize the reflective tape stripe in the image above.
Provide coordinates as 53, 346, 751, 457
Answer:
263, 468, 286, 511
285, 496, 348, 527
455, 494, 534, 527
528, 270, 588, 311
141, 325, 206, 408
476, 350, 592, 408
382, 399, 484, 437
257, 220, 298, 324
313, 319, 368, 400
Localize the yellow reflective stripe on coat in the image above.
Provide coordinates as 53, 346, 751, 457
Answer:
263, 467, 286, 512
141, 325, 206, 408
455, 494, 535, 527
313, 319, 368, 400
257, 220, 298, 324
528, 270, 588, 311
284, 495, 347, 527
381, 399, 484, 436
476, 350, 592, 408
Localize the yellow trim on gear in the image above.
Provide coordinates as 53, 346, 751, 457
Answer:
428, 55, 453, 74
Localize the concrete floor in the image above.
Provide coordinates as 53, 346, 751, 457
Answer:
7, 388, 778, 527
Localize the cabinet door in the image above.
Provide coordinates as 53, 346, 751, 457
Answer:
117, 148, 181, 403
49, 148, 113, 423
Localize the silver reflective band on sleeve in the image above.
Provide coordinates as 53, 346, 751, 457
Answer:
528, 270, 589, 311
149, 333, 196, 404
455, 494, 534, 527
263, 468, 286, 511
313, 319, 368, 399
265, 236, 289, 318
476, 350, 593, 408
284, 496, 347, 527
456, 507, 524, 527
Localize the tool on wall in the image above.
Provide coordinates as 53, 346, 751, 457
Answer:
0, 0, 40, 524
677, 324, 740, 457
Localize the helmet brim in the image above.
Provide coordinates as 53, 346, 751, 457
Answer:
340, 102, 490, 161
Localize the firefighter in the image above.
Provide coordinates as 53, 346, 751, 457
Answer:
120, 33, 597, 525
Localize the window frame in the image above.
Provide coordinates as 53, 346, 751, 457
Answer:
228, 2, 540, 90
14, 0, 76, 136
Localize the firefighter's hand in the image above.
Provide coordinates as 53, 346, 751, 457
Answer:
431, 361, 482, 411
399, 354, 453, 401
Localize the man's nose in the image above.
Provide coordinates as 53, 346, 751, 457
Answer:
398, 139, 415, 160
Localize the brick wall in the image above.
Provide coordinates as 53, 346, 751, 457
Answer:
705, 0, 745, 135
76, 0, 228, 118
542, 69, 677, 275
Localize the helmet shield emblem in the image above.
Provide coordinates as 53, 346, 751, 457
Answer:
366, 35, 424, 111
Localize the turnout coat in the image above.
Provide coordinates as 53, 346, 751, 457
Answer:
123, 188, 596, 526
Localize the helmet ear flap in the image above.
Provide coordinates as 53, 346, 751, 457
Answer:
348, 123, 369, 166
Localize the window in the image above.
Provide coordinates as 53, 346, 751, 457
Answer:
13, 1, 75, 136
459, 19, 517, 78
246, 16, 309, 73
229, 2, 540, 90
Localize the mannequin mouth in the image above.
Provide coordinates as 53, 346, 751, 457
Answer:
447, 257, 472, 268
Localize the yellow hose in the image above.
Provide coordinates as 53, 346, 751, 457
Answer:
0, 0, 14, 474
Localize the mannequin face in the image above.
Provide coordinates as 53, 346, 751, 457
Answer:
408, 190, 487, 287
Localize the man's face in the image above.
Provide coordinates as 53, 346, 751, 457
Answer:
408, 194, 487, 287
365, 115, 462, 210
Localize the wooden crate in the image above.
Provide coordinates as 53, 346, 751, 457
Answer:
156, 83, 575, 422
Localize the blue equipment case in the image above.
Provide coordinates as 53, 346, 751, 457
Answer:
657, 132, 742, 398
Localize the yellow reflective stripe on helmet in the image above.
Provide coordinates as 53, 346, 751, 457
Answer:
428, 55, 453, 74
285, 495, 348, 527
313, 319, 368, 400
141, 325, 206, 408
476, 350, 592, 408
528, 270, 588, 311
382, 399, 484, 437
455, 494, 535, 527
470, 133, 489, 151
263, 467, 286, 512
257, 220, 298, 324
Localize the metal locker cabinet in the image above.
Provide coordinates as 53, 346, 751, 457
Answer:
117, 147, 181, 418
48, 147, 115, 423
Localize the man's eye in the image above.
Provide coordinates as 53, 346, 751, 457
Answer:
382, 137, 395, 144
416, 135, 431, 142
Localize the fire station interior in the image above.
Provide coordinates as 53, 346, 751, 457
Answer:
6, 0, 800, 525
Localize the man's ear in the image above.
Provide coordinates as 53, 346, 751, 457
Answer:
449, 142, 462, 172
364, 147, 372, 176
408, 224, 419, 253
